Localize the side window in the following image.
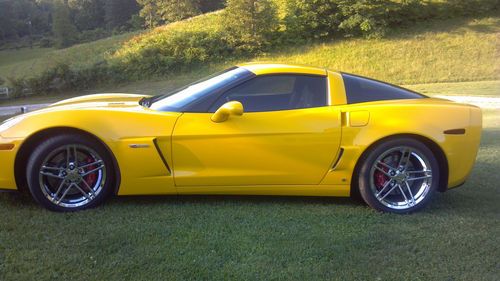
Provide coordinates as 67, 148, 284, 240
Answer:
342, 73, 425, 104
209, 75, 328, 112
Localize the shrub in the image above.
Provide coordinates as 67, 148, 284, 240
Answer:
10, 0, 500, 97
78, 28, 110, 44
223, 0, 279, 53
38, 37, 53, 48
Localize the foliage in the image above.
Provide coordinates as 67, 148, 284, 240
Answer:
223, 0, 279, 53
0, 0, 51, 42
137, 0, 162, 28
52, 0, 78, 49
159, 0, 201, 22
104, 0, 140, 30
68, 0, 106, 31
111, 12, 231, 77
136, 0, 223, 28
77, 28, 110, 43
2, 1, 500, 97
38, 37, 53, 48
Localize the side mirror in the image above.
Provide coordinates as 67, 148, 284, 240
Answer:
211, 101, 244, 123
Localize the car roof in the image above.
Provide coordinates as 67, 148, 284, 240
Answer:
237, 62, 328, 76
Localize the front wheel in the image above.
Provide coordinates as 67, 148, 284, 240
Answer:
26, 134, 115, 212
357, 138, 440, 214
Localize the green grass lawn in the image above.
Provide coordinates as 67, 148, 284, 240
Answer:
0, 32, 137, 80
0, 48, 54, 79
257, 17, 500, 84
0, 83, 498, 280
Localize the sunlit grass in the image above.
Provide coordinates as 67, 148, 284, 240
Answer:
1, 16, 498, 86
405, 80, 500, 96
0, 32, 138, 80
256, 17, 500, 84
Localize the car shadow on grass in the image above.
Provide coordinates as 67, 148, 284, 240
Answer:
106, 194, 364, 209
0, 191, 366, 213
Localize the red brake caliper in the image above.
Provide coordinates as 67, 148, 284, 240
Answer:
375, 152, 399, 190
374, 167, 388, 190
84, 156, 97, 189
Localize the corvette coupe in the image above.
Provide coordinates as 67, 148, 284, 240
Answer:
0, 63, 482, 213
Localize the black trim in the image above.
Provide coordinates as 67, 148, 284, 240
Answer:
341, 72, 428, 105
0, 188, 17, 193
340, 72, 428, 98
331, 148, 344, 170
153, 138, 171, 174
444, 128, 466, 135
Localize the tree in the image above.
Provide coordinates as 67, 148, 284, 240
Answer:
195, 0, 225, 13
137, 0, 201, 28
68, 0, 106, 31
104, 0, 139, 30
223, 0, 278, 53
52, 0, 78, 48
0, 1, 15, 41
137, 0, 161, 28
159, 0, 200, 23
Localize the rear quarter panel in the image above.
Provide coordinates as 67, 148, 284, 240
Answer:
321, 99, 481, 189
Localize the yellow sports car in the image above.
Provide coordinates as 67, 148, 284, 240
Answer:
0, 63, 482, 213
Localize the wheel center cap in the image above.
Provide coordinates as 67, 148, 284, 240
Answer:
393, 172, 407, 183
66, 170, 81, 183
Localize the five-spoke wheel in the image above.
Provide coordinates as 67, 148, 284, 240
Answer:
26, 134, 115, 212
358, 138, 439, 213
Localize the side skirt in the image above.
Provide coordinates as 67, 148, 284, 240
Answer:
175, 184, 350, 197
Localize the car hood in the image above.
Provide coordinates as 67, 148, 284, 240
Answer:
50, 93, 150, 108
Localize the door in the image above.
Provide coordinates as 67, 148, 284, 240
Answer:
172, 74, 342, 186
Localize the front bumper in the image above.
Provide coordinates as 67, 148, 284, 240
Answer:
0, 136, 22, 190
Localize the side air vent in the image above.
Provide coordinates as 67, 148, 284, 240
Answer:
331, 148, 344, 170
153, 138, 171, 174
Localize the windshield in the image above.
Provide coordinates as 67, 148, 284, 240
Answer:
149, 67, 252, 112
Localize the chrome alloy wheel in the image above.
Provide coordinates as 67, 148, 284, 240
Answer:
38, 144, 106, 208
369, 146, 433, 210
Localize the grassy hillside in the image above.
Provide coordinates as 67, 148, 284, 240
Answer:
0, 15, 498, 90
111, 15, 500, 85
0, 32, 138, 80
0, 48, 54, 79
258, 17, 500, 84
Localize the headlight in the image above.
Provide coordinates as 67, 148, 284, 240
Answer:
0, 116, 25, 133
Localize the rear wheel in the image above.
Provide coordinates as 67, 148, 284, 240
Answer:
26, 134, 115, 212
357, 138, 439, 213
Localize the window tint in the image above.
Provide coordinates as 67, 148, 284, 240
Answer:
210, 75, 328, 112
342, 73, 426, 104
150, 67, 253, 112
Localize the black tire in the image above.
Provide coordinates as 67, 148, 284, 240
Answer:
357, 137, 440, 214
26, 134, 115, 212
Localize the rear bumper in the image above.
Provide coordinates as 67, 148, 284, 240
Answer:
0, 136, 21, 190
448, 180, 466, 190
443, 107, 482, 188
